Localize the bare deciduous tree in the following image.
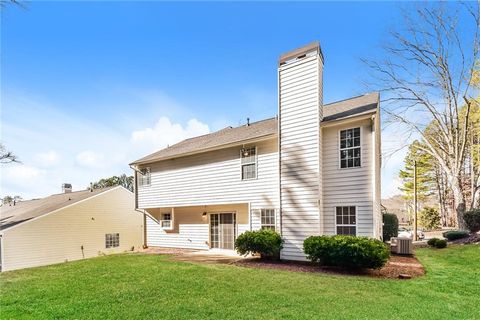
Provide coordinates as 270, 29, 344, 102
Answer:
0, 0, 26, 8
0, 143, 20, 164
364, 2, 480, 228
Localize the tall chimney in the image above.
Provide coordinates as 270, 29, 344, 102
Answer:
62, 183, 72, 193
278, 42, 324, 260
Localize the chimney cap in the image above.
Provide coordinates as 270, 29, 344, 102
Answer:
62, 183, 72, 193
279, 41, 324, 65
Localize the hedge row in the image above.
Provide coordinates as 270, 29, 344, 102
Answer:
234, 230, 390, 269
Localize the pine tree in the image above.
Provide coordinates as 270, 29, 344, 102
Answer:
399, 141, 436, 202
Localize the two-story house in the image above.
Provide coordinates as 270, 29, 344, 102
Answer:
130, 42, 382, 261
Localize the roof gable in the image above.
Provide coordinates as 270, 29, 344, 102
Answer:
0, 187, 120, 231
131, 93, 379, 165
131, 117, 278, 165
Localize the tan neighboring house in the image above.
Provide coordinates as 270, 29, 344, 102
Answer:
0, 185, 143, 272
130, 42, 382, 261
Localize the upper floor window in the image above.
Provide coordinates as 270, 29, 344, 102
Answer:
261, 209, 276, 231
241, 147, 257, 180
340, 128, 361, 168
336, 206, 356, 236
138, 167, 151, 187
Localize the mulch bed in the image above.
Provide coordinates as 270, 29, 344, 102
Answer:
450, 233, 480, 245
235, 254, 425, 279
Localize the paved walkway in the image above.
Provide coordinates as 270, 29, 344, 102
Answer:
142, 247, 245, 265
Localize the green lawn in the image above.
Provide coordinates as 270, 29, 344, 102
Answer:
1, 245, 479, 320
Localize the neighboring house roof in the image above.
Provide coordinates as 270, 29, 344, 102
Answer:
131, 92, 379, 165
0, 187, 118, 231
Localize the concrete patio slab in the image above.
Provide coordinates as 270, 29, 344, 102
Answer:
141, 247, 246, 265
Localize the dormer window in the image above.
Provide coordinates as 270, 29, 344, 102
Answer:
241, 147, 257, 180
340, 128, 361, 168
138, 167, 151, 187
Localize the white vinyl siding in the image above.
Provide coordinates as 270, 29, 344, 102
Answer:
0, 188, 143, 272
279, 52, 323, 261
137, 138, 279, 230
322, 119, 374, 237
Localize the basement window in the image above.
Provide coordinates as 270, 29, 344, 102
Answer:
105, 233, 120, 248
161, 213, 173, 230
335, 206, 356, 236
241, 147, 257, 180
340, 128, 361, 168
138, 167, 151, 187
261, 209, 276, 231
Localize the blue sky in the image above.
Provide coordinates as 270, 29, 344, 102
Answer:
2, 1, 408, 199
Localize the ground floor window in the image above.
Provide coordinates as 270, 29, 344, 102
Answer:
105, 233, 120, 248
261, 209, 276, 231
336, 206, 356, 235
161, 213, 172, 229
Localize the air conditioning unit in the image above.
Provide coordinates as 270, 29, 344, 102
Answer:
390, 237, 413, 255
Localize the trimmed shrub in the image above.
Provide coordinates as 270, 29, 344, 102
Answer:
427, 238, 440, 246
419, 207, 441, 231
464, 209, 480, 233
434, 239, 447, 248
303, 235, 390, 269
383, 213, 399, 241
234, 229, 283, 260
442, 230, 470, 241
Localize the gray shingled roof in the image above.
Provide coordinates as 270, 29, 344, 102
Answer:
323, 92, 378, 122
131, 93, 378, 165
0, 187, 117, 231
131, 117, 278, 165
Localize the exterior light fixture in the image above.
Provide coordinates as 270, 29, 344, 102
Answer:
202, 212, 208, 221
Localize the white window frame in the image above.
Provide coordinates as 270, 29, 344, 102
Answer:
240, 146, 257, 180
260, 208, 276, 231
338, 127, 362, 169
334, 206, 357, 236
160, 212, 173, 230
138, 167, 151, 187
105, 233, 120, 248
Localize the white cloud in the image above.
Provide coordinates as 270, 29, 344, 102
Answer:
1, 89, 215, 199
2, 164, 47, 188
76, 151, 105, 168
382, 176, 404, 198
130, 116, 210, 153
34, 150, 61, 167
380, 122, 419, 199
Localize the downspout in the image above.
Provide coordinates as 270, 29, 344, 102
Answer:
129, 164, 140, 210
277, 67, 283, 237
130, 164, 147, 248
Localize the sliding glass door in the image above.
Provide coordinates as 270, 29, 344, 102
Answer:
210, 213, 236, 250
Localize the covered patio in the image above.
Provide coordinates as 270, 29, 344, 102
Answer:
143, 203, 250, 251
